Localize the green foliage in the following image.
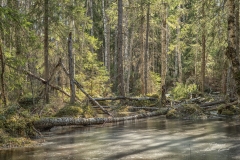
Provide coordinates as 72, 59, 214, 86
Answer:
171, 83, 198, 100
149, 72, 161, 93
55, 104, 83, 117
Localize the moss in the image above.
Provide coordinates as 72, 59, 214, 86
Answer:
55, 105, 83, 117
221, 110, 235, 115
146, 93, 160, 99
182, 104, 198, 114
166, 109, 179, 119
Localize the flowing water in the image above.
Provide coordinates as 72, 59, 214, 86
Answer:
1, 116, 240, 160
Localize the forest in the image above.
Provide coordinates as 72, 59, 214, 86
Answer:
1, 0, 240, 148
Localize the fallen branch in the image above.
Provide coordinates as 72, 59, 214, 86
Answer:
7, 64, 81, 102
34, 108, 168, 130
60, 62, 113, 117
92, 106, 159, 111
93, 96, 158, 101
200, 100, 226, 108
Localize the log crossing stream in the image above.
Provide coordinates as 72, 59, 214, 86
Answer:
1, 116, 240, 160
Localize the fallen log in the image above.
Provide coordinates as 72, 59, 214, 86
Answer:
34, 109, 168, 130
93, 96, 158, 101
200, 100, 226, 108
92, 106, 159, 111
206, 101, 238, 111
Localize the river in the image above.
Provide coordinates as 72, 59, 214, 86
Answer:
1, 116, 240, 160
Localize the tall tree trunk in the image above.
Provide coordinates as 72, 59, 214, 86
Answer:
123, 0, 130, 95
113, 26, 118, 92
225, 0, 240, 98
140, 0, 145, 94
68, 32, 76, 104
14, 0, 21, 55
201, 0, 206, 93
161, 2, 167, 107
144, 2, 150, 95
177, 12, 182, 83
117, 0, 125, 96
44, 0, 49, 103
102, 0, 110, 72
0, 43, 6, 106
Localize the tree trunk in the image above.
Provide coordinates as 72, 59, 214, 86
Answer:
0, 43, 6, 106
177, 11, 182, 83
102, 0, 110, 72
144, 2, 150, 95
161, 2, 167, 107
140, 0, 145, 95
117, 0, 125, 96
68, 32, 76, 104
201, 0, 206, 93
113, 26, 118, 92
225, 0, 240, 97
123, 0, 130, 95
44, 0, 49, 103
14, 0, 21, 55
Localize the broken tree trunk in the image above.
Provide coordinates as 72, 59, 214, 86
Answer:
60, 62, 113, 117
34, 108, 168, 130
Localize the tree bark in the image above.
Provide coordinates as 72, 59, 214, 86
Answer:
225, 0, 240, 97
68, 32, 76, 104
140, 0, 145, 95
117, 0, 125, 96
177, 8, 182, 83
201, 0, 206, 93
144, 2, 150, 95
0, 43, 6, 106
44, 0, 49, 103
161, 2, 167, 107
102, 0, 110, 72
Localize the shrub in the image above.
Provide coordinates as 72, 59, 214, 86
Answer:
171, 83, 198, 100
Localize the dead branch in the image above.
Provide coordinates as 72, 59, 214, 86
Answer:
7, 64, 81, 102
60, 62, 113, 117
93, 96, 158, 101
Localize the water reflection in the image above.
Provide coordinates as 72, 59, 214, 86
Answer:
1, 116, 240, 160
